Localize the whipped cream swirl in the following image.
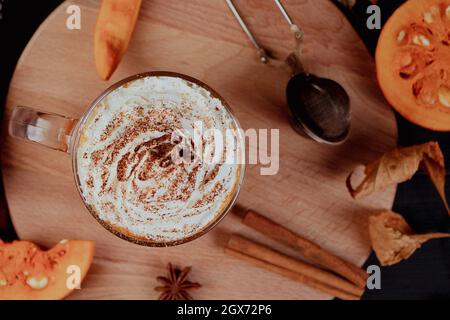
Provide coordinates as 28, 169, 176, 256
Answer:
76, 76, 243, 243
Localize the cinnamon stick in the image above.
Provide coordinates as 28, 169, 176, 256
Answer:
225, 247, 359, 300
242, 210, 368, 288
227, 234, 364, 297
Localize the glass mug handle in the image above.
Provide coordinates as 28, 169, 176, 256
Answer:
9, 106, 78, 153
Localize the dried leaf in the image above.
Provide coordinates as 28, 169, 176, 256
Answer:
346, 142, 449, 213
369, 211, 450, 266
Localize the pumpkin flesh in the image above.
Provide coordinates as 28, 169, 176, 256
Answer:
376, 0, 450, 131
0, 240, 94, 300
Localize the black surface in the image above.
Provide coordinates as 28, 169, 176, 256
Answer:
343, 0, 450, 300
0, 0, 449, 299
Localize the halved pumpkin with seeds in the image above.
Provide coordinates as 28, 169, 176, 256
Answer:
376, 0, 450, 131
0, 239, 94, 300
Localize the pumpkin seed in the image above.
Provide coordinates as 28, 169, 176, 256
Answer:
438, 86, 450, 107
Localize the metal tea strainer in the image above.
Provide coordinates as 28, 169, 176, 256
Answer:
226, 0, 351, 145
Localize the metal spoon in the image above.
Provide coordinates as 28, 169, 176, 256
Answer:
226, 0, 351, 144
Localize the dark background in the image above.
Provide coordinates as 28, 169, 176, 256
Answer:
0, 0, 449, 299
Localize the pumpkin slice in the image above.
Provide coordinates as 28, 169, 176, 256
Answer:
0, 240, 95, 300
94, 0, 142, 80
376, 0, 450, 131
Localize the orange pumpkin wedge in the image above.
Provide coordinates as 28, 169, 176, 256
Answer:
376, 0, 450, 131
0, 240, 95, 300
94, 0, 142, 80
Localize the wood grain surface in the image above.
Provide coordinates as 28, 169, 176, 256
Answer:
1, 0, 397, 299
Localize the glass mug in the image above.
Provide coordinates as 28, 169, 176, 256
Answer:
9, 71, 245, 247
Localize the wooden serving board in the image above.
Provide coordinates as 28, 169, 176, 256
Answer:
2, 0, 397, 299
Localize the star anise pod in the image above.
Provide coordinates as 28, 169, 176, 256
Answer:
155, 263, 201, 300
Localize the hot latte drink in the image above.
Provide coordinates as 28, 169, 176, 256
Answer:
76, 75, 243, 245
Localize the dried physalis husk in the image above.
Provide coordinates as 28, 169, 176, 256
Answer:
369, 211, 450, 266
346, 142, 449, 213
335, 0, 357, 8
335, 0, 377, 8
